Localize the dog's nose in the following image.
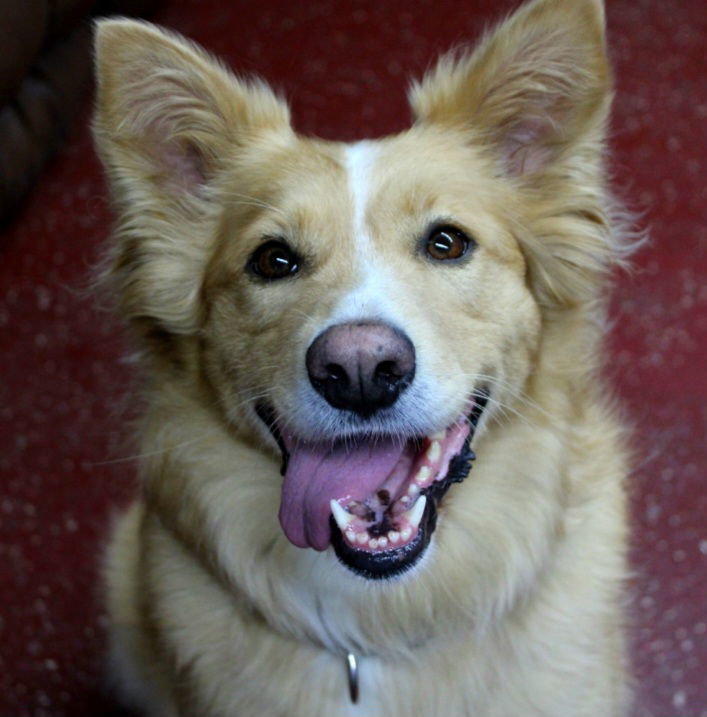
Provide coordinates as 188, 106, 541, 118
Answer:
306, 322, 416, 417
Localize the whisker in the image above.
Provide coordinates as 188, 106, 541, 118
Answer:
220, 190, 288, 218
93, 428, 223, 465
97, 387, 275, 466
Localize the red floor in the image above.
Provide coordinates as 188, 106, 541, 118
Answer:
1, 1, 705, 715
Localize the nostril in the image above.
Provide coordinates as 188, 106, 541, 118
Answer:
325, 363, 349, 384
374, 360, 401, 382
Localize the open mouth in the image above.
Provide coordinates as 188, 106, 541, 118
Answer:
256, 391, 488, 580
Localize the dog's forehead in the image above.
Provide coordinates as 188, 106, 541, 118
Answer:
273, 130, 487, 202
249, 126, 494, 216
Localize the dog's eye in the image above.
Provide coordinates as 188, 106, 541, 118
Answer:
248, 240, 300, 280
425, 226, 473, 262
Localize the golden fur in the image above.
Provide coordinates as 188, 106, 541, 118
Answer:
94, 0, 634, 714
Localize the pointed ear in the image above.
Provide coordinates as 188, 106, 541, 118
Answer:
409, 0, 610, 177
93, 18, 291, 201
93, 20, 292, 336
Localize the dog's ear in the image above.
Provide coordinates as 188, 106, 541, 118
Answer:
410, 0, 630, 307
94, 19, 291, 200
93, 19, 291, 334
409, 0, 609, 177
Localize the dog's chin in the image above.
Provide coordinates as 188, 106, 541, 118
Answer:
257, 391, 488, 581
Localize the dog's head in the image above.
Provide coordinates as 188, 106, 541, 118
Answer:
95, 0, 623, 590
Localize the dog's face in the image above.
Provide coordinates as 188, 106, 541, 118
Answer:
199, 129, 540, 576
95, 0, 617, 642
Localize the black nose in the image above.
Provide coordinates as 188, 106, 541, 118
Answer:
306, 322, 416, 417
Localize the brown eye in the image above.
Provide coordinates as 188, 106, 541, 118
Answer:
248, 240, 300, 280
425, 226, 474, 262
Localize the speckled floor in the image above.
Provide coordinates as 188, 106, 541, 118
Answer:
1, 1, 705, 715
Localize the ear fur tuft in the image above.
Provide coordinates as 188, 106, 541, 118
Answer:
94, 18, 291, 197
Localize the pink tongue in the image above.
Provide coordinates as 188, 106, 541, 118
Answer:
278, 437, 407, 551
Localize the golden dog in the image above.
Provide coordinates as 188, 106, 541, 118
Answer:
94, 0, 635, 714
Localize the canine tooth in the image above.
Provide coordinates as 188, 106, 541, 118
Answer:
401, 527, 412, 542
426, 441, 441, 463
369, 538, 379, 549
378, 537, 388, 549
415, 466, 431, 484
330, 500, 354, 530
388, 531, 400, 544
345, 529, 357, 543
356, 532, 368, 545
405, 495, 427, 530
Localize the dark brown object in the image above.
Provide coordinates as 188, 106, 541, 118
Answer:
0, 0, 162, 224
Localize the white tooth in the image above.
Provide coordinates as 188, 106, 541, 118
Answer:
404, 495, 427, 530
400, 495, 411, 504
401, 527, 412, 541
415, 466, 431, 484
356, 532, 368, 545
408, 483, 420, 496
345, 529, 357, 543
330, 500, 354, 530
426, 441, 441, 463
378, 537, 388, 549
369, 538, 379, 549
388, 531, 400, 544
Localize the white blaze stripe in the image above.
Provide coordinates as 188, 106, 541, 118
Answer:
345, 141, 378, 254
331, 142, 400, 327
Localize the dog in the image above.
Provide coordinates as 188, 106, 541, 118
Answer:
94, 0, 635, 714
